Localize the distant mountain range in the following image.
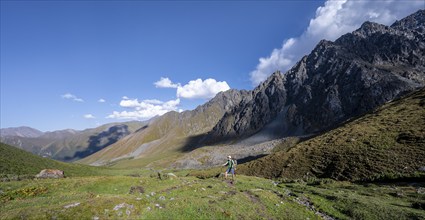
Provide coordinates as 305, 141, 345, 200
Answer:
79, 10, 425, 168
0, 121, 145, 162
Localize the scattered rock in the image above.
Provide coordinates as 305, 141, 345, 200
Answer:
36, 169, 64, 179
159, 196, 166, 200
150, 192, 156, 196
129, 186, 145, 194
113, 203, 126, 211
146, 207, 151, 211
167, 173, 178, 179
170, 197, 175, 201
92, 216, 99, 220
112, 203, 134, 217
136, 198, 142, 201
113, 203, 133, 211
63, 202, 80, 209
418, 167, 425, 172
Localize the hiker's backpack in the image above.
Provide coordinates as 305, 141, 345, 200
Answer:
232, 159, 237, 169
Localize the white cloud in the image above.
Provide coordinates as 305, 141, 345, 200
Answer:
144, 99, 163, 105
154, 77, 180, 88
154, 77, 231, 99
61, 93, 84, 102
84, 114, 95, 119
176, 78, 230, 99
250, 0, 424, 86
109, 77, 231, 120
98, 99, 106, 103
107, 98, 180, 120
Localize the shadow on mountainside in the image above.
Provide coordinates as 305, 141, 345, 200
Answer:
237, 154, 268, 165
179, 130, 249, 153
64, 125, 131, 161
179, 133, 210, 152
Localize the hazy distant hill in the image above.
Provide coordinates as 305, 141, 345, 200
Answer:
80, 10, 425, 169
239, 88, 425, 181
0, 121, 145, 162
0, 126, 43, 138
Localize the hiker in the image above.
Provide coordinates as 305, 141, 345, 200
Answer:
223, 155, 236, 180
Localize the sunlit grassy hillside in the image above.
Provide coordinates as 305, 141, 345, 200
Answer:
0, 142, 124, 178
239, 88, 425, 181
1, 171, 424, 219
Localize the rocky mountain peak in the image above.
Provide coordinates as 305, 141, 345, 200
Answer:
391, 9, 425, 31
353, 21, 391, 38
206, 10, 425, 143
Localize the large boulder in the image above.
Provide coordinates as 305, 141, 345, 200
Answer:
35, 169, 64, 178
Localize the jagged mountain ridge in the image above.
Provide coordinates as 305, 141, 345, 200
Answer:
80, 10, 425, 168
209, 9, 425, 141
0, 121, 145, 162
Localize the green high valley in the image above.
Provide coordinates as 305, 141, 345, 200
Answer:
1, 88, 424, 220
1, 5, 425, 220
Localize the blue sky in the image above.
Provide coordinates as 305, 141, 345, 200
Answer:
1, 0, 423, 131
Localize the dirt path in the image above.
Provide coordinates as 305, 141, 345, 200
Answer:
243, 190, 272, 220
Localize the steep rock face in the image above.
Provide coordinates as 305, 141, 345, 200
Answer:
209, 71, 286, 140
210, 9, 425, 140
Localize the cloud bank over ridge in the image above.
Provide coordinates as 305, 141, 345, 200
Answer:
250, 0, 424, 86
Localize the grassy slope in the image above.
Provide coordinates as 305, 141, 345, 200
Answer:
0, 142, 113, 177
1, 139, 423, 219
1, 172, 424, 219
79, 98, 226, 168
239, 88, 425, 181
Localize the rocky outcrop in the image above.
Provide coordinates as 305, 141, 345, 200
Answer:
35, 169, 64, 178
208, 9, 425, 141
